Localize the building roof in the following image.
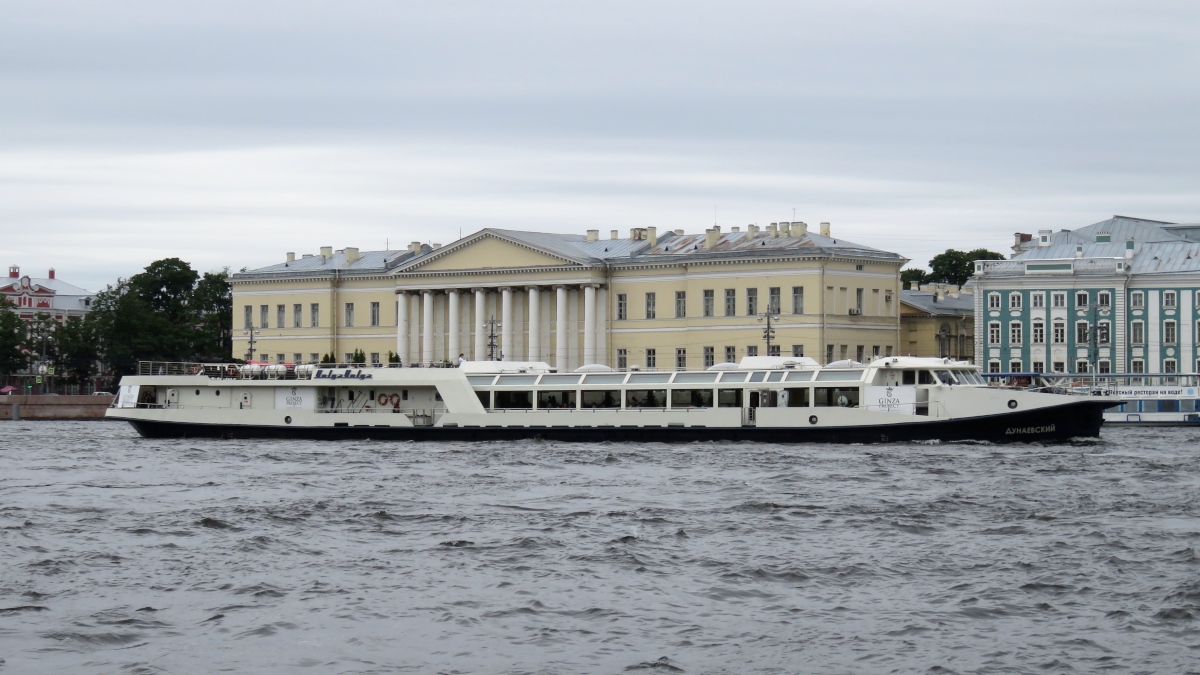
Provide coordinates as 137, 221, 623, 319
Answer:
900, 290, 974, 317
233, 248, 427, 279
1010, 215, 1200, 275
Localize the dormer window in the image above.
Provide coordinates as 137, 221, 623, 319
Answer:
1096, 234, 1111, 243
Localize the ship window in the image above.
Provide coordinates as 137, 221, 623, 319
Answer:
581, 390, 620, 408
583, 374, 626, 384
628, 373, 672, 384
496, 375, 538, 385
902, 371, 916, 385
784, 388, 810, 407
918, 371, 936, 385
717, 389, 743, 407
670, 389, 714, 408
476, 391, 490, 408
784, 371, 813, 382
538, 375, 582, 385
814, 387, 860, 407
1160, 400, 1179, 413
719, 372, 748, 382
625, 390, 666, 408
537, 390, 577, 408
815, 371, 862, 381
766, 372, 785, 382
494, 391, 533, 408
934, 370, 958, 384
672, 372, 718, 383
748, 372, 767, 382
467, 376, 496, 386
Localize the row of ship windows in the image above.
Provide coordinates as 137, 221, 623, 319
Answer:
478, 387, 863, 410
987, 360, 1193, 375
988, 290, 1198, 311
987, 320, 1197, 345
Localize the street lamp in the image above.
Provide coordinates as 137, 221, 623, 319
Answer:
757, 310, 781, 355
243, 325, 260, 361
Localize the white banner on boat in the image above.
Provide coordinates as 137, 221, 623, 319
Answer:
275, 386, 316, 410
1113, 386, 1197, 399
864, 386, 917, 413
116, 384, 140, 408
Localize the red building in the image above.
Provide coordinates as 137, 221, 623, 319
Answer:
1, 266, 96, 324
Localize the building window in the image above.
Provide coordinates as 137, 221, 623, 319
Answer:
370, 302, 380, 327
260, 305, 269, 328
746, 345, 759, 357
1006, 322, 1020, 345
1131, 359, 1144, 374
277, 305, 285, 329
345, 353, 353, 363
855, 345, 863, 362
725, 346, 736, 363
675, 291, 686, 318
675, 348, 686, 369
1009, 293, 1021, 310
826, 344, 835, 364
1097, 291, 1111, 307
1076, 321, 1090, 344
244, 305, 253, 328
1052, 292, 1066, 308
260, 353, 268, 362
645, 348, 656, 369
988, 361, 1001, 373
1031, 293, 1045, 309
645, 293, 656, 319
1164, 320, 1177, 345
746, 288, 758, 315
770, 345, 781, 357
293, 353, 302, 363
988, 322, 1001, 345
1164, 291, 1177, 308
1009, 360, 1022, 373
370, 352, 380, 365
1097, 321, 1110, 344
1076, 360, 1089, 373
703, 346, 714, 368
885, 345, 893, 357
617, 348, 627, 370
1052, 361, 1065, 373
1053, 321, 1065, 344
854, 288, 863, 314
1131, 321, 1144, 345
345, 303, 354, 327
617, 294, 627, 320
310, 353, 319, 363
1098, 360, 1111, 374
703, 290, 714, 317
311, 303, 320, 327
724, 289, 736, 316
769, 287, 781, 314
1131, 291, 1144, 308
293, 304, 302, 328
1076, 291, 1089, 307
792, 344, 804, 357
872, 345, 880, 358
1032, 361, 1045, 373
1032, 322, 1045, 344
792, 287, 804, 314
988, 293, 1001, 309
276, 353, 284, 364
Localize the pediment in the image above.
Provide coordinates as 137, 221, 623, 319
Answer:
404, 233, 585, 272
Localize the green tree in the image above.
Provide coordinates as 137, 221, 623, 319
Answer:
0, 299, 26, 375
52, 316, 99, 384
351, 348, 366, 364
900, 268, 929, 290
190, 270, 232, 359
927, 248, 1006, 286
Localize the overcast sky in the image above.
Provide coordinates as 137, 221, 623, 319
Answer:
3, 0, 1198, 291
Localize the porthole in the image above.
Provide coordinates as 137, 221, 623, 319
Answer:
284, 416, 292, 424
1007, 400, 1018, 409
809, 415, 818, 425
195, 389, 200, 396
215, 390, 220, 396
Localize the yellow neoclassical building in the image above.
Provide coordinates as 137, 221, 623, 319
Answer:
230, 223, 907, 370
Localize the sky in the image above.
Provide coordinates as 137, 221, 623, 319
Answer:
2, 0, 1198, 292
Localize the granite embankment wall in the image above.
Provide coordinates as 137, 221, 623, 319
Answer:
1, 395, 116, 420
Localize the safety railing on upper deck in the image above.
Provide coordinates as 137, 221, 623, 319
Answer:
136, 361, 412, 380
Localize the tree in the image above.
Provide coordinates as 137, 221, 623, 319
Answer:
901, 268, 929, 290
0, 299, 26, 375
190, 270, 232, 360
52, 316, 99, 384
351, 348, 366, 364
927, 248, 1006, 287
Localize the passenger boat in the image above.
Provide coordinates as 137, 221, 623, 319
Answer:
985, 372, 1200, 426
107, 356, 1116, 443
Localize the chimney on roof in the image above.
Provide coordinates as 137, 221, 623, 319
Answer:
793, 221, 808, 236
345, 247, 359, 263
610, 230, 619, 240
731, 226, 740, 232
647, 226, 657, 247
286, 252, 295, 263
48, 268, 55, 279
768, 223, 780, 238
705, 226, 720, 250
674, 229, 684, 235
819, 222, 831, 237
747, 224, 759, 238
320, 246, 333, 259
587, 229, 599, 242
8, 266, 17, 278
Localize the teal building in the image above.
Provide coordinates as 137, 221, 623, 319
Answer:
971, 215, 1200, 375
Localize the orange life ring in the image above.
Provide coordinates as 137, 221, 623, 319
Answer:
389, 393, 400, 407
377, 393, 389, 406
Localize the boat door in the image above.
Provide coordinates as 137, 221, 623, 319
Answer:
240, 393, 252, 409
744, 391, 758, 426
166, 388, 178, 408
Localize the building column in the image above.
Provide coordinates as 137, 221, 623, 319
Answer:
474, 288, 487, 360
501, 287, 513, 361
595, 286, 608, 366
396, 292, 410, 365
422, 290, 434, 365
556, 285, 568, 371
527, 286, 540, 362
447, 289, 460, 362
583, 283, 596, 365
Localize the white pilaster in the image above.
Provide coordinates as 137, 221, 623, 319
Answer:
422, 290, 434, 365
447, 290, 460, 362
501, 287, 513, 361
583, 283, 596, 365
527, 286, 540, 361
396, 292, 409, 365
474, 288, 487, 360
595, 286, 607, 366
556, 285, 568, 371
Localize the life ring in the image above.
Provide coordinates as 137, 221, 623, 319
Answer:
389, 393, 401, 407
190, 364, 202, 375
377, 393, 389, 406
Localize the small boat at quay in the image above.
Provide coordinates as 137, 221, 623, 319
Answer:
107, 356, 1116, 443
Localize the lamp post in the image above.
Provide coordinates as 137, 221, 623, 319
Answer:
243, 325, 260, 362
757, 311, 780, 355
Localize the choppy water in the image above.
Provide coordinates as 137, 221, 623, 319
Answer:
2, 422, 1199, 673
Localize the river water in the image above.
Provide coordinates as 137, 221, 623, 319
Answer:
1, 421, 1198, 674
